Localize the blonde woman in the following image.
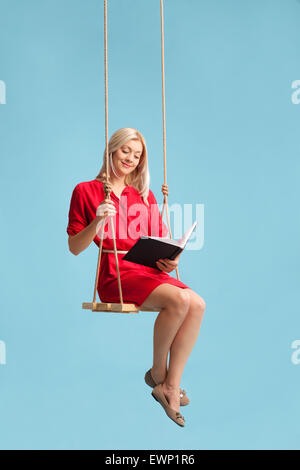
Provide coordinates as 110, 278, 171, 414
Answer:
67, 128, 206, 427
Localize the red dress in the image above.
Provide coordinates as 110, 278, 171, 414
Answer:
66, 179, 190, 307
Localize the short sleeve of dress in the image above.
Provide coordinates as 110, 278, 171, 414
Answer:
66, 184, 88, 236
147, 189, 169, 238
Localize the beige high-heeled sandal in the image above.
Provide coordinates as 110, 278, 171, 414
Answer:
144, 368, 190, 406
151, 383, 185, 427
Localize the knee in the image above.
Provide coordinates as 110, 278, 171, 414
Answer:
169, 290, 190, 317
190, 296, 206, 317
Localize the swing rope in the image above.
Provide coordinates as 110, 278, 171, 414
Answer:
159, 0, 180, 281
91, 0, 179, 312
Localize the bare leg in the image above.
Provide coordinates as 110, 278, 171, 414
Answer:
151, 300, 190, 383
139, 284, 191, 384
163, 289, 206, 411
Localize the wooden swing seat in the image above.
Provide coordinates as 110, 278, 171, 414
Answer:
82, 302, 158, 313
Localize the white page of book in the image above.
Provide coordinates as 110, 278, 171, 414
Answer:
147, 221, 197, 248
177, 221, 198, 247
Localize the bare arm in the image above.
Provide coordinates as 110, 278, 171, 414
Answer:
68, 198, 117, 255
68, 216, 104, 256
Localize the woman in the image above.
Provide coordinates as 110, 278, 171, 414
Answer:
66, 127, 206, 427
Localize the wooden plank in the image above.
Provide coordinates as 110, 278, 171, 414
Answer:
82, 302, 138, 313
82, 302, 158, 313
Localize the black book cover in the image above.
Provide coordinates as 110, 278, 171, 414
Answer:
122, 238, 183, 269
122, 221, 197, 269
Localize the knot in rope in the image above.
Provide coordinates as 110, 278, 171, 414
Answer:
161, 183, 169, 197
102, 173, 113, 198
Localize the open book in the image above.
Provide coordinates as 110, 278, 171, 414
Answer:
122, 221, 197, 269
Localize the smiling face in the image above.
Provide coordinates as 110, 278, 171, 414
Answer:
112, 139, 143, 177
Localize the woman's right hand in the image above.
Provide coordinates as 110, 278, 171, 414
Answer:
96, 198, 117, 221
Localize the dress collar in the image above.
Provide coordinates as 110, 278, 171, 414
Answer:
94, 179, 130, 200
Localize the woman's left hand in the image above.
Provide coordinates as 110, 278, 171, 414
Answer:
156, 252, 180, 273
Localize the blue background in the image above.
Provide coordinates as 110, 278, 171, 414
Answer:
0, 0, 299, 450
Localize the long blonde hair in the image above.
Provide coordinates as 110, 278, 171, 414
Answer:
95, 127, 150, 206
